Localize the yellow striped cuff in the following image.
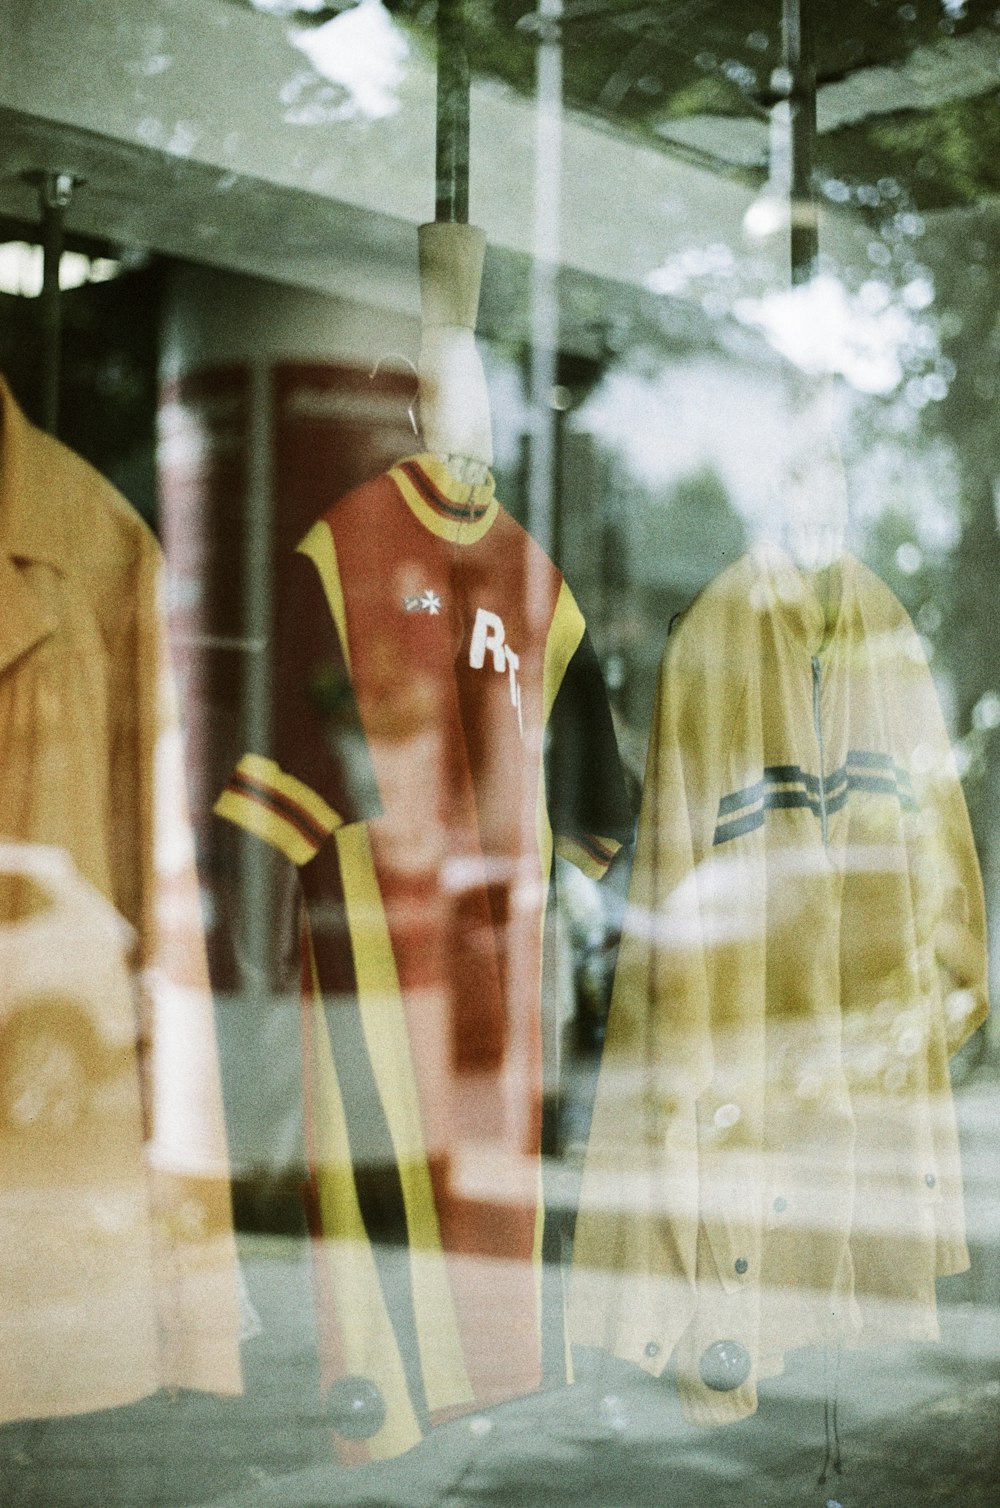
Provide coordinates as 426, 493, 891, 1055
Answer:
214, 754, 341, 866
555, 833, 622, 880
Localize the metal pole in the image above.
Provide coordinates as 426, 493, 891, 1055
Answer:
782, 0, 818, 284
527, 0, 562, 563
527, 0, 563, 1177
36, 172, 77, 437
435, 0, 470, 223
528, 3, 569, 1368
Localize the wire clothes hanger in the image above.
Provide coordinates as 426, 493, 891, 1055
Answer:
369, 353, 420, 439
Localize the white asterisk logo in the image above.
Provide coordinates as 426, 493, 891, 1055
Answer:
403, 589, 443, 615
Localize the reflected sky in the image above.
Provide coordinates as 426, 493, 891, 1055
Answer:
287, 0, 409, 122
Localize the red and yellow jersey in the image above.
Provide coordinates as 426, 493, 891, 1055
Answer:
216, 453, 631, 1462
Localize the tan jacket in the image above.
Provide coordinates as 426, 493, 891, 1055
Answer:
0, 377, 242, 1422
569, 546, 988, 1425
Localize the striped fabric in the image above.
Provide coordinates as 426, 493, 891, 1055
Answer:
398, 459, 492, 522
555, 832, 623, 879
215, 753, 341, 865
388, 454, 499, 544
713, 750, 918, 847
215, 457, 632, 1464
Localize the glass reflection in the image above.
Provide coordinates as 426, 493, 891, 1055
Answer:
571, 459, 988, 1429
1, 1, 997, 1502
215, 444, 631, 1463
0, 377, 241, 1461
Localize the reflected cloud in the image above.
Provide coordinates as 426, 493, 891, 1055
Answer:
576, 359, 793, 527
287, 0, 409, 123
645, 164, 949, 405
625, 839, 922, 951
733, 274, 932, 396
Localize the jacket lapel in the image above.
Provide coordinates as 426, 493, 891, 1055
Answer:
0, 377, 66, 677
0, 553, 58, 677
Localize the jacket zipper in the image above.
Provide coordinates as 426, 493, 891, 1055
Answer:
811, 654, 829, 847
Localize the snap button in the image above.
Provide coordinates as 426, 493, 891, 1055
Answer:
644, 1340, 661, 1359
925, 1173, 936, 1189
699, 1339, 752, 1392
326, 1375, 387, 1441
773, 1197, 788, 1214
713, 1102, 741, 1131
735, 1258, 749, 1275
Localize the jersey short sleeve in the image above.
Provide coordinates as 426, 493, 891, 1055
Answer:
214, 523, 380, 867
543, 581, 633, 880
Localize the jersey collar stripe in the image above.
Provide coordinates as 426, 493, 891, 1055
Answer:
227, 769, 330, 848
407, 452, 496, 513
399, 460, 491, 522
389, 458, 500, 544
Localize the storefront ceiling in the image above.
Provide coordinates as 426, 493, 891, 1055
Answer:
0, 0, 780, 309
0, 104, 755, 371
250, 0, 1000, 207
0, 0, 996, 329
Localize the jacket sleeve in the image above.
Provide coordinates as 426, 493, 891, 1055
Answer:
543, 581, 633, 879
900, 639, 989, 1054
568, 625, 717, 1372
214, 523, 380, 868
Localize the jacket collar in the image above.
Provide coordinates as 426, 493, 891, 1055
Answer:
0, 376, 63, 674
0, 374, 72, 569
749, 541, 852, 655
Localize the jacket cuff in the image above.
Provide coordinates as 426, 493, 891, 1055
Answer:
215, 754, 342, 866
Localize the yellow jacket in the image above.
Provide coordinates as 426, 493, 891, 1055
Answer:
0, 378, 241, 1422
569, 544, 988, 1425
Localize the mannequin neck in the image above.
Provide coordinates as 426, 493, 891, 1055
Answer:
437, 452, 490, 487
